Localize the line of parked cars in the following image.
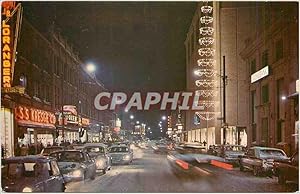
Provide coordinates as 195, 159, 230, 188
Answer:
207, 144, 298, 185
1, 141, 134, 192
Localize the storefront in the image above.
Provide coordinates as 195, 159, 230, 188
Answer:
56, 105, 90, 144
14, 104, 56, 155
1, 107, 15, 158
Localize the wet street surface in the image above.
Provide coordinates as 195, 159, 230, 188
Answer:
65, 146, 298, 193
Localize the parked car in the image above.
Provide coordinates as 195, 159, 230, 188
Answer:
239, 146, 289, 176
167, 144, 230, 179
83, 143, 111, 174
40, 146, 65, 156
108, 145, 133, 165
221, 145, 247, 165
273, 152, 298, 185
207, 144, 221, 156
1, 155, 65, 192
152, 142, 172, 154
49, 150, 96, 183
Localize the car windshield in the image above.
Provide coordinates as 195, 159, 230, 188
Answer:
225, 146, 245, 152
86, 147, 104, 153
52, 152, 85, 162
43, 147, 63, 154
109, 147, 129, 153
259, 149, 286, 157
4, 162, 50, 178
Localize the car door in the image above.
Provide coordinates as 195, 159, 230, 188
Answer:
287, 152, 299, 182
43, 161, 64, 192
84, 152, 95, 178
242, 148, 255, 169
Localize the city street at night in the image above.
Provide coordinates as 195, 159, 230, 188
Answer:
1, 1, 299, 193
66, 146, 298, 193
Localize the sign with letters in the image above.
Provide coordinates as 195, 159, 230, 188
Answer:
251, 66, 269, 83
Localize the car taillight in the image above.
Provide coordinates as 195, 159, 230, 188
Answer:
175, 159, 189, 170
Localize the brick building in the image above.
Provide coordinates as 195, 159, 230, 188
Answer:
1, 18, 115, 157
240, 3, 298, 155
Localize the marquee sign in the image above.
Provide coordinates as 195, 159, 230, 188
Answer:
15, 105, 56, 129
1, 2, 22, 89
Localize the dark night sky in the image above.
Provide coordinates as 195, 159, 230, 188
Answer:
22, 1, 197, 137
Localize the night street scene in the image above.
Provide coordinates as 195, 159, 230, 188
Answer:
1, 1, 299, 193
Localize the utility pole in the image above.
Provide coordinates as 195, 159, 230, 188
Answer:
222, 56, 227, 145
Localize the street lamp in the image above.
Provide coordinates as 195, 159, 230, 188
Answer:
281, 96, 287, 101
162, 116, 167, 120
124, 109, 129, 113
136, 121, 140, 124
86, 63, 96, 73
130, 115, 134, 120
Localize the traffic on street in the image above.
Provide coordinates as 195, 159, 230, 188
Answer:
1, 1, 299, 193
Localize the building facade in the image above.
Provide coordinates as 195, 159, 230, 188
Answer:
1, 15, 115, 157
184, 2, 255, 147
184, 2, 298, 149
240, 3, 298, 155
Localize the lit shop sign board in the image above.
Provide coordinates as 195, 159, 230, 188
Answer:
2, 1, 17, 88
81, 118, 90, 126
15, 105, 56, 128
251, 66, 269, 83
2, 18, 13, 87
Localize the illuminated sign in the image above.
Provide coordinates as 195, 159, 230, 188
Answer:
15, 105, 56, 129
2, 1, 16, 17
1, 86, 25, 94
2, 20, 12, 87
63, 105, 77, 115
251, 66, 269, 83
81, 117, 90, 126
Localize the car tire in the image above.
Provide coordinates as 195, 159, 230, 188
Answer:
103, 169, 107, 174
239, 163, 244, 172
90, 171, 96, 180
253, 166, 260, 176
278, 173, 286, 185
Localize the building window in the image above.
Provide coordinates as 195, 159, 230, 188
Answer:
262, 84, 269, 104
261, 118, 269, 146
191, 27, 194, 53
251, 90, 256, 123
252, 124, 256, 142
251, 90, 257, 142
275, 39, 283, 61
277, 120, 285, 143
250, 59, 256, 74
261, 50, 269, 67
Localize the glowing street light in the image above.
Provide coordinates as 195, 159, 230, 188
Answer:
124, 109, 129, 112
86, 63, 96, 73
130, 115, 134, 119
281, 96, 287, 101
136, 121, 140, 124
162, 116, 167, 120
148, 127, 151, 130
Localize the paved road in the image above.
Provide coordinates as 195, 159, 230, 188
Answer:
66, 146, 298, 192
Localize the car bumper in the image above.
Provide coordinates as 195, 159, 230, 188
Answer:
63, 174, 84, 183
111, 159, 131, 165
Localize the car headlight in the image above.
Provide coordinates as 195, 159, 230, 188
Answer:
22, 187, 33, 192
96, 159, 105, 167
70, 169, 83, 177
123, 154, 131, 160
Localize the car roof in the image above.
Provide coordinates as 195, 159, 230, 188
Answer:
84, 143, 107, 147
50, 149, 85, 154
4, 155, 52, 163
250, 146, 284, 151
43, 146, 64, 149
110, 145, 128, 148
